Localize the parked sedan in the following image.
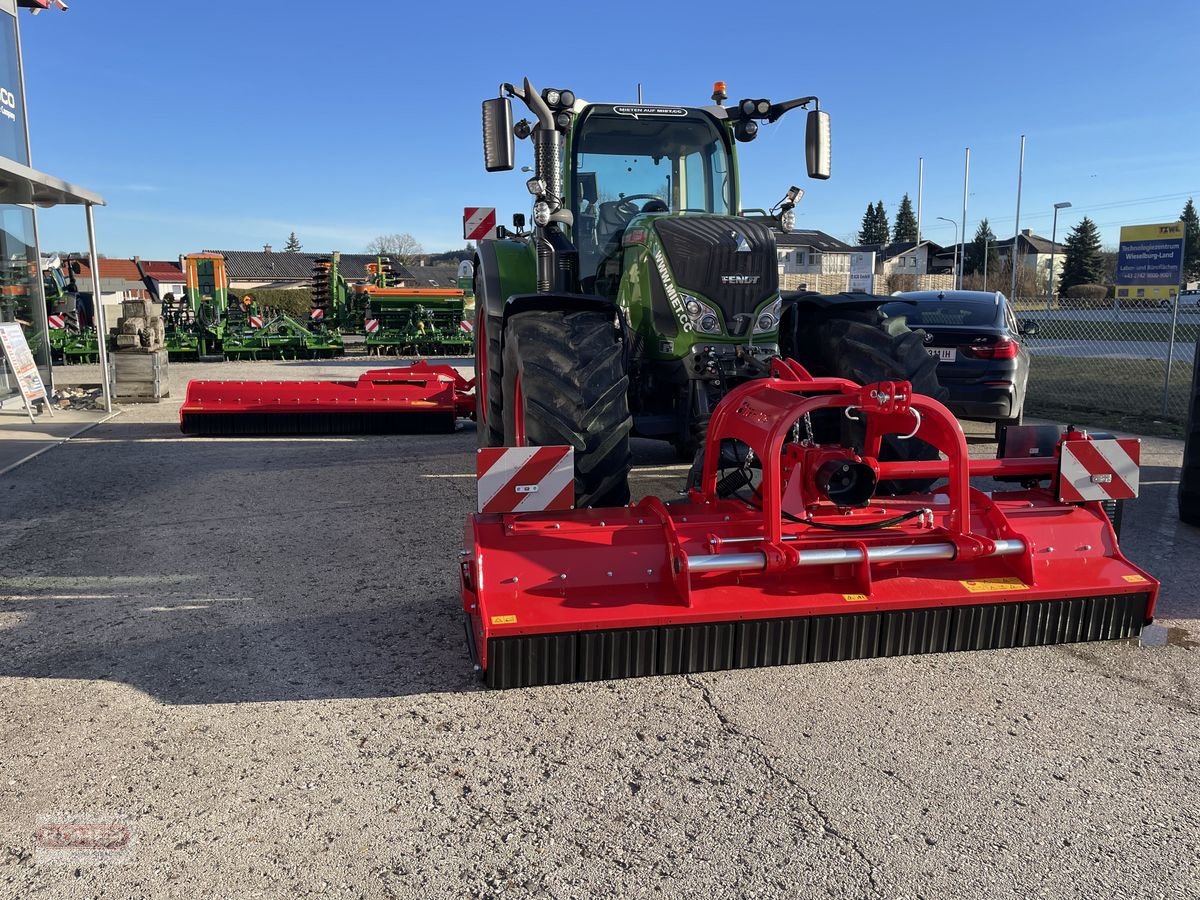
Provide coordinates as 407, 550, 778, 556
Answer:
883, 290, 1035, 440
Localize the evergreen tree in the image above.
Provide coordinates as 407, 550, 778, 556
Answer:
1181, 198, 1200, 282
1058, 216, 1105, 293
964, 219, 999, 276
874, 200, 890, 244
284, 231, 302, 253
893, 194, 917, 242
857, 203, 876, 245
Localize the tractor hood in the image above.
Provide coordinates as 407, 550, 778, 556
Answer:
648, 215, 779, 333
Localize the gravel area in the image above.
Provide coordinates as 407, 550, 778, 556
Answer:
2, 358, 1198, 899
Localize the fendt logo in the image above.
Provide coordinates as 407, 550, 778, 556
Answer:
0, 87, 16, 123
720, 274, 760, 285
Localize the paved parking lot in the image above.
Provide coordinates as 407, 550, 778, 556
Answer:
1, 360, 1198, 899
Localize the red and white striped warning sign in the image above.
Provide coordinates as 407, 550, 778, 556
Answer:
460, 319, 473, 333
1058, 438, 1140, 502
47, 314, 65, 329
365, 318, 380, 333
476, 446, 574, 514
310, 308, 325, 322
248, 314, 264, 328
463, 207, 497, 242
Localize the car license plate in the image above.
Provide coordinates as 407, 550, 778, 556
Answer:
927, 348, 956, 362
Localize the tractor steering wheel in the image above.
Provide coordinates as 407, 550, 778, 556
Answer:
614, 193, 667, 216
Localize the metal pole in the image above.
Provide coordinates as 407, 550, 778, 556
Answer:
960, 148, 970, 290
916, 157, 923, 246
1047, 206, 1059, 310
983, 239, 989, 291
937, 216, 958, 288
1162, 236, 1186, 416
1010, 135, 1025, 300
85, 203, 112, 413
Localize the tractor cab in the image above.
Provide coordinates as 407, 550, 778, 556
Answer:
567, 105, 736, 290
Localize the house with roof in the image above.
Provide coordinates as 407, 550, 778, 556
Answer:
73, 258, 185, 299
994, 229, 1066, 285
775, 229, 855, 277
206, 246, 419, 292
849, 240, 943, 277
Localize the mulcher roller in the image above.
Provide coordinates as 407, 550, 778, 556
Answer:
461, 359, 1158, 688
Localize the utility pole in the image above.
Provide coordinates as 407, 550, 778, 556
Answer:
1010, 134, 1026, 299
959, 148, 970, 290
1046, 201, 1072, 309
916, 157, 923, 247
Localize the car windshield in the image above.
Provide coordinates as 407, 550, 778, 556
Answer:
572, 109, 733, 281
882, 299, 1000, 328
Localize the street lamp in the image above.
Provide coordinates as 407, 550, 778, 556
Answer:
937, 216, 959, 288
1046, 201, 1072, 308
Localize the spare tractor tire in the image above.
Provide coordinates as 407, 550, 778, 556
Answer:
501, 309, 633, 508
784, 307, 948, 494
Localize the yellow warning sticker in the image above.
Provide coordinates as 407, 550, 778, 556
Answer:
490, 614, 518, 625
1122, 574, 1149, 583
960, 577, 1029, 593
843, 594, 870, 602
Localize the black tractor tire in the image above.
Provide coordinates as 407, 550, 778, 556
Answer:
474, 302, 504, 448
787, 308, 947, 494
501, 309, 632, 508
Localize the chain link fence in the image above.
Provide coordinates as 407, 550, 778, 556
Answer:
1012, 295, 1198, 436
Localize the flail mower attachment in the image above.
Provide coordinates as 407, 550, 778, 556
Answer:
180, 362, 474, 435
462, 358, 1157, 688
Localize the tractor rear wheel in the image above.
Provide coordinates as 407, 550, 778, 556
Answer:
474, 303, 504, 448
787, 308, 947, 493
501, 309, 632, 508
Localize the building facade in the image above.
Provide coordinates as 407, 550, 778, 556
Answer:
0, 0, 46, 404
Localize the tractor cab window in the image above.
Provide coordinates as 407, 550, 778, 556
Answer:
572, 110, 733, 284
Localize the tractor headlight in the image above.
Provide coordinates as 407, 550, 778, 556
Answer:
545, 89, 562, 106
684, 299, 702, 316
533, 201, 551, 227
780, 208, 796, 233
699, 314, 719, 334
753, 299, 783, 334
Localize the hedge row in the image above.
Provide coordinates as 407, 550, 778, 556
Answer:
237, 288, 313, 318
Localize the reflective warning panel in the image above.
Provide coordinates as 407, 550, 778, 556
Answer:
1058, 438, 1140, 502
476, 446, 574, 514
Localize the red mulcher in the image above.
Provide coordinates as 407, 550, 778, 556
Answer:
462, 359, 1157, 688
179, 362, 474, 435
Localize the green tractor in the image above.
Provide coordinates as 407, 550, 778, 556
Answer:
474, 79, 942, 508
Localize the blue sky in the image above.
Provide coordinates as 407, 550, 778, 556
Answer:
18, 0, 1200, 259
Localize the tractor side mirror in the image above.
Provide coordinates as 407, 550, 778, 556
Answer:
482, 97, 515, 172
1020, 320, 1040, 336
577, 172, 598, 205
805, 109, 831, 180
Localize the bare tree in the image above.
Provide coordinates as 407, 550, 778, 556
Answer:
365, 233, 424, 266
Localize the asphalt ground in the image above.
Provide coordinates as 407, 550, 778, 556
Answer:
1, 359, 1198, 899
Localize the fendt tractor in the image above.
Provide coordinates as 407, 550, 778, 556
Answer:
473, 78, 943, 507
461, 78, 1157, 688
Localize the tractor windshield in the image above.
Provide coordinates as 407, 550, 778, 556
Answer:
571, 109, 733, 281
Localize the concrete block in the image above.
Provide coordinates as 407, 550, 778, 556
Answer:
115, 334, 140, 349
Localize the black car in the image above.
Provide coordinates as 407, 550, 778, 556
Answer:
883, 290, 1035, 440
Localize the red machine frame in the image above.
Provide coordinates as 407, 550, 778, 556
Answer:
462, 359, 1157, 686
